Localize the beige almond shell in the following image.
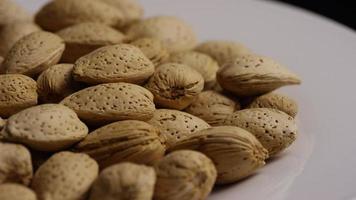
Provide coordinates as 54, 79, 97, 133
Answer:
195, 40, 251, 66
247, 92, 298, 117
0, 74, 38, 118
168, 51, 219, 88
126, 16, 197, 53
75, 120, 165, 168
1, 31, 65, 77
0, 117, 4, 130
57, 22, 126, 62
130, 37, 169, 66
99, 0, 144, 25
0, 142, 33, 185
89, 162, 156, 200
0, 22, 41, 57
61, 82, 155, 125
169, 126, 268, 184
217, 54, 301, 96
37, 64, 81, 103
185, 90, 240, 126
154, 150, 217, 200
147, 109, 210, 149
0, 0, 32, 28
31, 151, 99, 200
73, 44, 154, 85
222, 108, 297, 156
35, 0, 125, 32
1, 104, 88, 152
0, 183, 37, 200
146, 63, 204, 110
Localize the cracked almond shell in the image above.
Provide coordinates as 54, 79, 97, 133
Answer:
100, 0, 144, 25
31, 151, 98, 200
146, 63, 204, 110
154, 150, 217, 200
0, 142, 33, 185
0, 74, 38, 118
147, 109, 210, 149
169, 126, 268, 184
247, 92, 298, 117
57, 22, 126, 62
75, 120, 165, 168
73, 44, 154, 85
131, 37, 169, 66
185, 90, 240, 126
1, 104, 88, 152
89, 162, 156, 200
61, 83, 155, 125
217, 54, 301, 96
37, 64, 81, 103
0, 22, 41, 57
1, 31, 65, 77
35, 0, 125, 31
0, 0, 31, 28
126, 16, 197, 53
223, 108, 297, 156
0, 183, 37, 200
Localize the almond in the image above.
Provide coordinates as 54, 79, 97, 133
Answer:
31, 151, 98, 200
1, 104, 88, 152
217, 54, 301, 96
89, 162, 155, 200
246, 92, 298, 117
154, 150, 217, 200
0, 74, 38, 118
185, 90, 240, 126
0, 22, 41, 57
61, 83, 155, 125
146, 63, 204, 110
126, 16, 197, 53
195, 40, 251, 66
0, 183, 37, 200
147, 109, 210, 149
99, 0, 144, 25
75, 120, 165, 168
1, 31, 65, 77
57, 22, 126, 62
168, 51, 219, 88
0, 142, 33, 185
0, 0, 31, 28
0, 117, 4, 130
131, 37, 169, 66
37, 64, 81, 103
73, 44, 154, 85
35, 0, 125, 31
222, 108, 297, 156
169, 126, 268, 184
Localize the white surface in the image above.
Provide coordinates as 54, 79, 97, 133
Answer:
17, 0, 356, 199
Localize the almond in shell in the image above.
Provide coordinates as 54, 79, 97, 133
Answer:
99, 0, 144, 25
0, 183, 37, 200
0, 0, 31, 28
131, 37, 169, 66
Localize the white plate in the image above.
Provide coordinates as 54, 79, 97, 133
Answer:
17, 0, 356, 199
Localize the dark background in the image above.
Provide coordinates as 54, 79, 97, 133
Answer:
275, 0, 356, 30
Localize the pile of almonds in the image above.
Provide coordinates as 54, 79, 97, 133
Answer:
0, 0, 301, 200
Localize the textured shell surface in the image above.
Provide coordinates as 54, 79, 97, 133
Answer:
126, 16, 197, 53
185, 90, 239, 126
146, 63, 204, 110
61, 82, 155, 125
1, 104, 88, 152
0, 74, 38, 118
75, 120, 165, 168
35, 0, 125, 31
222, 108, 297, 156
73, 44, 154, 85
217, 54, 301, 96
154, 150, 217, 200
169, 126, 268, 184
100, 0, 144, 25
31, 151, 98, 200
1, 31, 65, 77
89, 162, 156, 200
147, 109, 210, 149
131, 37, 169, 66
0, 142, 33, 185
0, 183, 37, 200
